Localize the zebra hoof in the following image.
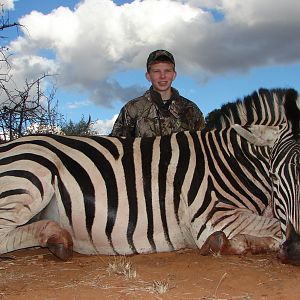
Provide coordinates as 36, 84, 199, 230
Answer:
199, 231, 228, 255
47, 243, 73, 261
46, 231, 73, 261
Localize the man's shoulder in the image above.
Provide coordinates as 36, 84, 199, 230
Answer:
177, 95, 201, 111
126, 96, 147, 105
174, 95, 205, 125
173, 95, 205, 129
179, 95, 194, 104
123, 92, 152, 110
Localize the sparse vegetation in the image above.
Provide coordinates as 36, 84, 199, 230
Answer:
106, 256, 137, 279
60, 115, 98, 136
151, 280, 169, 294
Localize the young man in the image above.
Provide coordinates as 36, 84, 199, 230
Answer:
110, 50, 205, 137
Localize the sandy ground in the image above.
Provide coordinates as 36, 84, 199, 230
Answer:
1, 247, 299, 300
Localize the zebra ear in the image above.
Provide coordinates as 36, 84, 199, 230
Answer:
232, 124, 280, 147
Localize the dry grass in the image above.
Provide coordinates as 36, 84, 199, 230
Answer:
104, 257, 171, 295
0, 249, 291, 299
151, 280, 169, 294
106, 256, 137, 279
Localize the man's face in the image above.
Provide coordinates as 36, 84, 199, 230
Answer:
146, 62, 176, 93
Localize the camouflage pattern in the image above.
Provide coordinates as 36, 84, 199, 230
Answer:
110, 87, 205, 137
147, 50, 175, 71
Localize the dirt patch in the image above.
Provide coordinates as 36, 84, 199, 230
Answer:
0, 248, 298, 299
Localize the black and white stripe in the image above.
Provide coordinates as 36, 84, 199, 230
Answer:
0, 88, 297, 259
270, 89, 300, 236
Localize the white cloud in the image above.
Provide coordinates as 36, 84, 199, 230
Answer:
93, 114, 118, 135
2, 0, 16, 10
10, 54, 57, 80
66, 99, 92, 110
219, 0, 300, 25
6, 0, 300, 108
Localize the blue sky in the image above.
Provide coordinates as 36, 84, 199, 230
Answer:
3, 0, 300, 133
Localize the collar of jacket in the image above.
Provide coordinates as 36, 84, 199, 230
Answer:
146, 86, 180, 109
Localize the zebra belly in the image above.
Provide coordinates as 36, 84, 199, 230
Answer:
66, 200, 192, 255
69, 221, 191, 255
71, 233, 189, 255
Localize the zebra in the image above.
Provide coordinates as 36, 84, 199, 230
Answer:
0, 88, 298, 264
270, 89, 300, 265
203, 88, 300, 264
205, 88, 287, 129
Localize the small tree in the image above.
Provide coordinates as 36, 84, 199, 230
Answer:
0, 74, 64, 141
0, 4, 65, 142
60, 115, 98, 136
0, 3, 20, 82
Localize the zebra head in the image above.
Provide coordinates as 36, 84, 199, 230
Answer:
272, 89, 300, 265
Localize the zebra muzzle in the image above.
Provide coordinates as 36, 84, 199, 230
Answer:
278, 222, 300, 266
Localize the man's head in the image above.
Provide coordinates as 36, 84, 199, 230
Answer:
146, 50, 175, 71
145, 50, 177, 97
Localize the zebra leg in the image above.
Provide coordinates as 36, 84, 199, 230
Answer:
39, 220, 73, 260
0, 220, 73, 261
199, 231, 280, 255
198, 209, 282, 256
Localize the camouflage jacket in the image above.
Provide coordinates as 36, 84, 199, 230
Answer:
110, 87, 205, 137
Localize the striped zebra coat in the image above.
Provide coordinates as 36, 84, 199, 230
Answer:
205, 88, 300, 264
0, 88, 298, 263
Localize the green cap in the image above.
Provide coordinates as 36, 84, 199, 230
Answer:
146, 50, 175, 70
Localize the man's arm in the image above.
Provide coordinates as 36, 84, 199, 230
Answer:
184, 97, 206, 130
194, 108, 205, 130
110, 106, 135, 137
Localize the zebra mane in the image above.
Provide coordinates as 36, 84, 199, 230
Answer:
205, 88, 295, 130
284, 89, 300, 140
